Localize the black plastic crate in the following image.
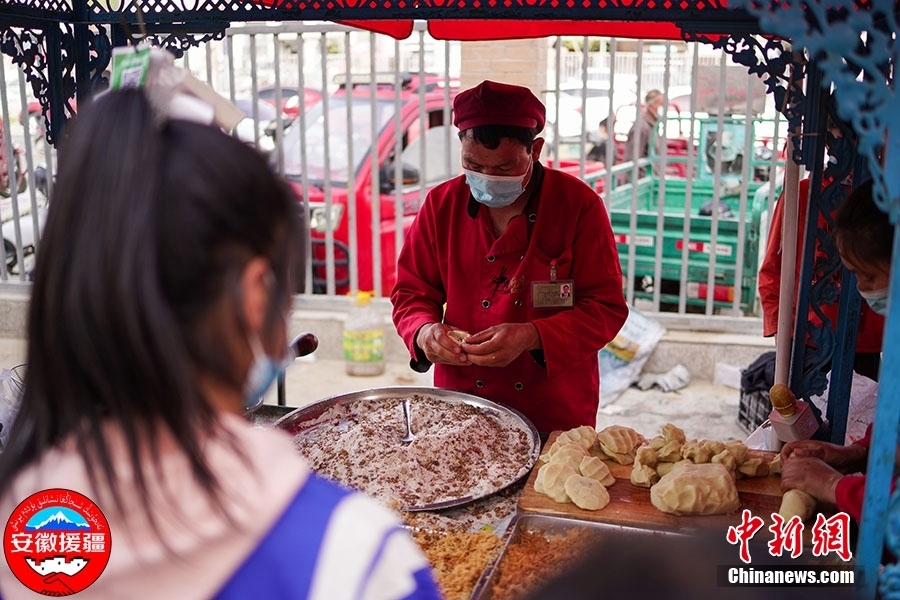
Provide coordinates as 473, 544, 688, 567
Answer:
737, 389, 771, 434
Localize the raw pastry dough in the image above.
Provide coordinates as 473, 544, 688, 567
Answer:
656, 460, 688, 477
725, 440, 749, 466
548, 443, 589, 468
448, 329, 470, 344
564, 474, 610, 511
557, 425, 597, 450
711, 449, 738, 474
661, 423, 686, 444
579, 456, 615, 486
779, 489, 816, 522
630, 445, 660, 488
657, 440, 684, 462
681, 439, 714, 464
737, 457, 769, 478
650, 462, 740, 516
534, 462, 578, 502
596, 425, 645, 465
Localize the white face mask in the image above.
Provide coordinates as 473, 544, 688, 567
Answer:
859, 287, 889, 317
463, 168, 528, 208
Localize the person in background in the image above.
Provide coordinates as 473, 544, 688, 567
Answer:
781, 180, 893, 523
623, 89, 664, 175
0, 89, 439, 600
391, 80, 628, 435
758, 125, 884, 381
586, 117, 611, 163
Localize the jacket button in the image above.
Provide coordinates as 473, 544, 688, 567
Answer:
528, 213, 537, 223
487, 255, 496, 262
514, 299, 522, 307
514, 382, 524, 390
482, 300, 490, 308
476, 380, 485, 387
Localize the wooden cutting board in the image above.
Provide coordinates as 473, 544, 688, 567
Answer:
518, 430, 785, 533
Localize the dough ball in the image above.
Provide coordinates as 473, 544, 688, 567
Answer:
564, 474, 611, 511
650, 462, 740, 516
448, 329, 470, 344
597, 425, 645, 463
649, 435, 666, 451
737, 457, 769, 479
630, 464, 659, 488
534, 462, 578, 503
656, 460, 688, 477
548, 443, 589, 468
657, 440, 684, 462
681, 439, 714, 464
579, 455, 616, 487
725, 440, 749, 466
711, 449, 738, 474
768, 453, 782, 475
778, 489, 816, 522
661, 423, 686, 444
557, 425, 598, 450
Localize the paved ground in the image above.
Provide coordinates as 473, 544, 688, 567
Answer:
0, 337, 749, 443
272, 355, 748, 442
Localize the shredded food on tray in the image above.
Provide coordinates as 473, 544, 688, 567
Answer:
412, 529, 503, 600
289, 394, 534, 508
489, 528, 595, 599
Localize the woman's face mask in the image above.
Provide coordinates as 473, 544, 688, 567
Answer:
464, 166, 530, 208
243, 333, 295, 413
859, 287, 889, 317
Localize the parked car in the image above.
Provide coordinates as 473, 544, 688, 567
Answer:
234, 98, 289, 154
258, 86, 323, 120
280, 72, 461, 294
280, 73, 605, 295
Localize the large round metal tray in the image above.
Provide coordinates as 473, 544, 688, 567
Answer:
274, 386, 541, 511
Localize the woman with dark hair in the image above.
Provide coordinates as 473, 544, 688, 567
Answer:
0, 89, 439, 599
781, 180, 894, 525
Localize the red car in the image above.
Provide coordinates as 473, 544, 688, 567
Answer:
258, 86, 323, 120
281, 73, 460, 295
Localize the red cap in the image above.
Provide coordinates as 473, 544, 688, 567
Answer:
452, 80, 546, 132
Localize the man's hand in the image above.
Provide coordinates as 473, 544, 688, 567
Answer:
780, 440, 868, 474
415, 323, 471, 366
780, 456, 844, 506
462, 323, 541, 367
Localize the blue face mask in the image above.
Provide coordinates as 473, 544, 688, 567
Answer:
464, 168, 528, 208
859, 287, 889, 317
243, 335, 294, 413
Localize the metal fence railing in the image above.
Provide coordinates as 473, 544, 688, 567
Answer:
0, 24, 785, 318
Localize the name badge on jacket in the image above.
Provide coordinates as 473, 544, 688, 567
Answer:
532, 279, 574, 308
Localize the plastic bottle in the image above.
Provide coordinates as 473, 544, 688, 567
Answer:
343, 291, 386, 376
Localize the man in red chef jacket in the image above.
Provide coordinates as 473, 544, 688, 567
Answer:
390, 80, 628, 434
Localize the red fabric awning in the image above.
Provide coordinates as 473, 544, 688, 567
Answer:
340, 19, 688, 40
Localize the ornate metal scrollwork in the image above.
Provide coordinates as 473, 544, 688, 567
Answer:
733, 0, 899, 222
683, 31, 810, 167
0, 24, 113, 144
137, 29, 227, 59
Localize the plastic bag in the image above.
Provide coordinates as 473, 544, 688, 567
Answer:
599, 305, 666, 407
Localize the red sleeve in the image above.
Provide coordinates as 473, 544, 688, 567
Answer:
757, 188, 786, 337
856, 423, 873, 449
757, 178, 811, 338
834, 475, 867, 522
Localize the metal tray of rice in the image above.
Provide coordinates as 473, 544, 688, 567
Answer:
275, 386, 541, 511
